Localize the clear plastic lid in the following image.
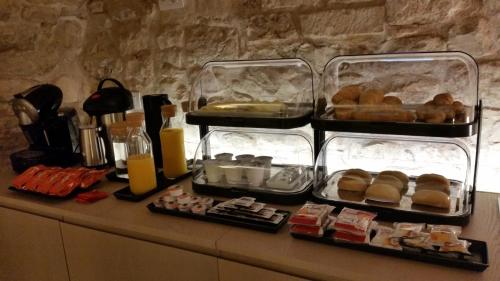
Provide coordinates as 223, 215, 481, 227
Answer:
314, 132, 472, 217
192, 128, 314, 195
187, 59, 315, 128
316, 52, 479, 128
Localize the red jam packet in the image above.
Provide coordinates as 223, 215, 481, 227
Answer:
75, 190, 108, 204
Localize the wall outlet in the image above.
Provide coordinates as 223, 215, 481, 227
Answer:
159, 0, 184, 10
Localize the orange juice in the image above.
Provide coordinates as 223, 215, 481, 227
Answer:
127, 154, 157, 195
160, 127, 188, 178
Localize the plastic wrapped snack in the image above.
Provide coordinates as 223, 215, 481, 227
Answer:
400, 232, 435, 250
290, 218, 330, 237
334, 208, 377, 236
370, 226, 402, 251
427, 224, 462, 246
333, 230, 370, 244
392, 222, 426, 238
289, 202, 334, 226
439, 240, 472, 255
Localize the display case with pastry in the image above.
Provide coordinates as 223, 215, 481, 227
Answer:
312, 52, 481, 138
186, 58, 315, 129
312, 132, 474, 225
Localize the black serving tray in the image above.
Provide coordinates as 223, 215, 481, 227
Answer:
311, 114, 479, 138
291, 230, 488, 272
114, 171, 191, 202
147, 201, 290, 233
186, 111, 312, 129
106, 171, 129, 183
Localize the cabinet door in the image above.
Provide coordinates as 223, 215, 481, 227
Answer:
219, 259, 310, 281
61, 223, 218, 281
0, 207, 69, 281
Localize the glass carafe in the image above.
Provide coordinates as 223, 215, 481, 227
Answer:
160, 104, 188, 179
109, 121, 128, 179
126, 123, 157, 195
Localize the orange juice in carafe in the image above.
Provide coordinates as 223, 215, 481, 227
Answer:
160, 128, 188, 178
160, 104, 188, 179
127, 154, 157, 195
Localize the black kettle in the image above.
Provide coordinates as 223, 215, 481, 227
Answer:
83, 78, 133, 117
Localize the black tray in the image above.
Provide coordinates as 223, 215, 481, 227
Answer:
8, 182, 99, 200
114, 171, 191, 202
291, 230, 488, 272
186, 111, 312, 129
147, 201, 290, 233
192, 182, 312, 205
311, 116, 478, 138
106, 171, 129, 183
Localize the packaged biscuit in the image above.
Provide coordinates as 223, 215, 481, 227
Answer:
290, 218, 329, 237
400, 232, 434, 250
334, 208, 377, 236
392, 222, 426, 238
370, 226, 402, 251
427, 224, 462, 246
289, 202, 334, 226
333, 230, 370, 244
439, 239, 472, 255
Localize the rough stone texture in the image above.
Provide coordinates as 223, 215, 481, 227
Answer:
0, 0, 500, 192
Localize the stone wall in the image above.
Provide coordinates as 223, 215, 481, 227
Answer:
1, 0, 499, 191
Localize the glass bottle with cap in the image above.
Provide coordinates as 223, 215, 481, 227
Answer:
126, 119, 157, 195
160, 104, 188, 178
109, 121, 129, 179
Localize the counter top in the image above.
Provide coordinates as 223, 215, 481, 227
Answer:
1, 170, 498, 281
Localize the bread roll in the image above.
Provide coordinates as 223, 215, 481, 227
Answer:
452, 101, 465, 114
334, 99, 357, 120
416, 173, 450, 187
343, 169, 372, 185
433, 93, 454, 106
382, 96, 403, 106
338, 175, 368, 192
373, 175, 404, 192
359, 88, 385, 105
416, 105, 447, 123
332, 85, 362, 104
379, 170, 409, 187
412, 190, 450, 209
416, 183, 450, 195
365, 183, 401, 203
437, 105, 456, 120
352, 109, 413, 122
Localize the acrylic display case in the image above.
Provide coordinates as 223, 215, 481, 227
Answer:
186, 58, 315, 129
312, 52, 480, 137
313, 133, 476, 225
191, 129, 314, 204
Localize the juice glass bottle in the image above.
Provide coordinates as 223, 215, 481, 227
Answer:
160, 104, 188, 179
126, 122, 157, 195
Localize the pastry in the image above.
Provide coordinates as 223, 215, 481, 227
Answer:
437, 105, 456, 120
343, 169, 372, 185
378, 170, 409, 187
412, 189, 450, 209
373, 175, 404, 192
433, 93, 454, 106
452, 101, 465, 114
365, 183, 401, 203
382, 96, 402, 106
416, 173, 450, 188
334, 99, 357, 120
332, 85, 363, 104
359, 88, 385, 105
416, 105, 446, 123
415, 183, 450, 195
352, 109, 414, 122
338, 175, 369, 192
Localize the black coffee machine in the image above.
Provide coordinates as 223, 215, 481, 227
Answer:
10, 84, 79, 173
83, 78, 133, 165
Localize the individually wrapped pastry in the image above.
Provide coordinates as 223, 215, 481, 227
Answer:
427, 224, 462, 246
333, 230, 370, 244
290, 218, 330, 237
400, 232, 434, 250
370, 226, 402, 251
289, 202, 334, 226
439, 240, 472, 255
334, 208, 377, 236
392, 222, 426, 238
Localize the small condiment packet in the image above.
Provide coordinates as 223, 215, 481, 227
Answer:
370, 226, 402, 250
427, 224, 462, 246
233, 197, 256, 207
439, 239, 471, 255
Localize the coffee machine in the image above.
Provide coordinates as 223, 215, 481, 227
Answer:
83, 78, 133, 165
10, 84, 79, 173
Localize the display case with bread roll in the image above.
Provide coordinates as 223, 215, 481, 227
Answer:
312, 133, 475, 225
186, 58, 315, 130
312, 52, 480, 137
190, 129, 314, 204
